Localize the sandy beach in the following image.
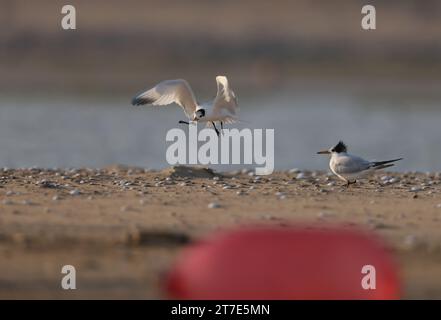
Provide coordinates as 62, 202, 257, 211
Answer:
0, 165, 440, 299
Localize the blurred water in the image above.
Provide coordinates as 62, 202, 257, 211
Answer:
0, 89, 440, 172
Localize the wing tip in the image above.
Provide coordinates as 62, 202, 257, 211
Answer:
131, 96, 154, 106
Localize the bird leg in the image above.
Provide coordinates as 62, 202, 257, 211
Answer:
345, 180, 357, 187
212, 122, 220, 137
178, 120, 189, 125
220, 121, 224, 135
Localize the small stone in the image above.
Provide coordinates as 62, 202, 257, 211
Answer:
403, 235, 417, 249
2, 199, 13, 205
139, 199, 147, 205
208, 202, 221, 209
52, 195, 59, 201
318, 212, 334, 218
288, 168, 301, 174
296, 173, 306, 180
388, 178, 399, 184
410, 187, 421, 192
69, 189, 81, 196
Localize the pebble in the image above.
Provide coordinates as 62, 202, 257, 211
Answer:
388, 177, 399, 184
52, 195, 59, 201
403, 234, 418, 249
69, 189, 81, 196
208, 202, 221, 209
288, 168, 301, 174
296, 173, 306, 180
409, 187, 421, 192
2, 199, 13, 205
120, 206, 130, 212
318, 212, 334, 218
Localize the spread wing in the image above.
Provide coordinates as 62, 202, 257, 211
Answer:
212, 76, 238, 118
131, 79, 198, 118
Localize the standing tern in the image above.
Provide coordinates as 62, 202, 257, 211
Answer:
131, 76, 238, 136
317, 141, 403, 186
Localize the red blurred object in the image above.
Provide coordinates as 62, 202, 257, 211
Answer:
166, 226, 400, 299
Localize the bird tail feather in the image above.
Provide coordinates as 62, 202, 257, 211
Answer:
371, 158, 403, 170
373, 163, 395, 170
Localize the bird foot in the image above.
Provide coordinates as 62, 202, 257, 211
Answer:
345, 180, 357, 187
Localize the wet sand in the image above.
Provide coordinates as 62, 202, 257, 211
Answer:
0, 165, 441, 299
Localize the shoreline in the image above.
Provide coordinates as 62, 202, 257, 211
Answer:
1, 166, 441, 298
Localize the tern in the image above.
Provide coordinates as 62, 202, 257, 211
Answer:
317, 141, 403, 186
131, 76, 238, 136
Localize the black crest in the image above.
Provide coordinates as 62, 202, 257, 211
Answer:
332, 141, 347, 153
196, 109, 206, 117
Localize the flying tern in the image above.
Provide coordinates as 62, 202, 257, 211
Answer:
131, 76, 238, 136
317, 141, 403, 186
